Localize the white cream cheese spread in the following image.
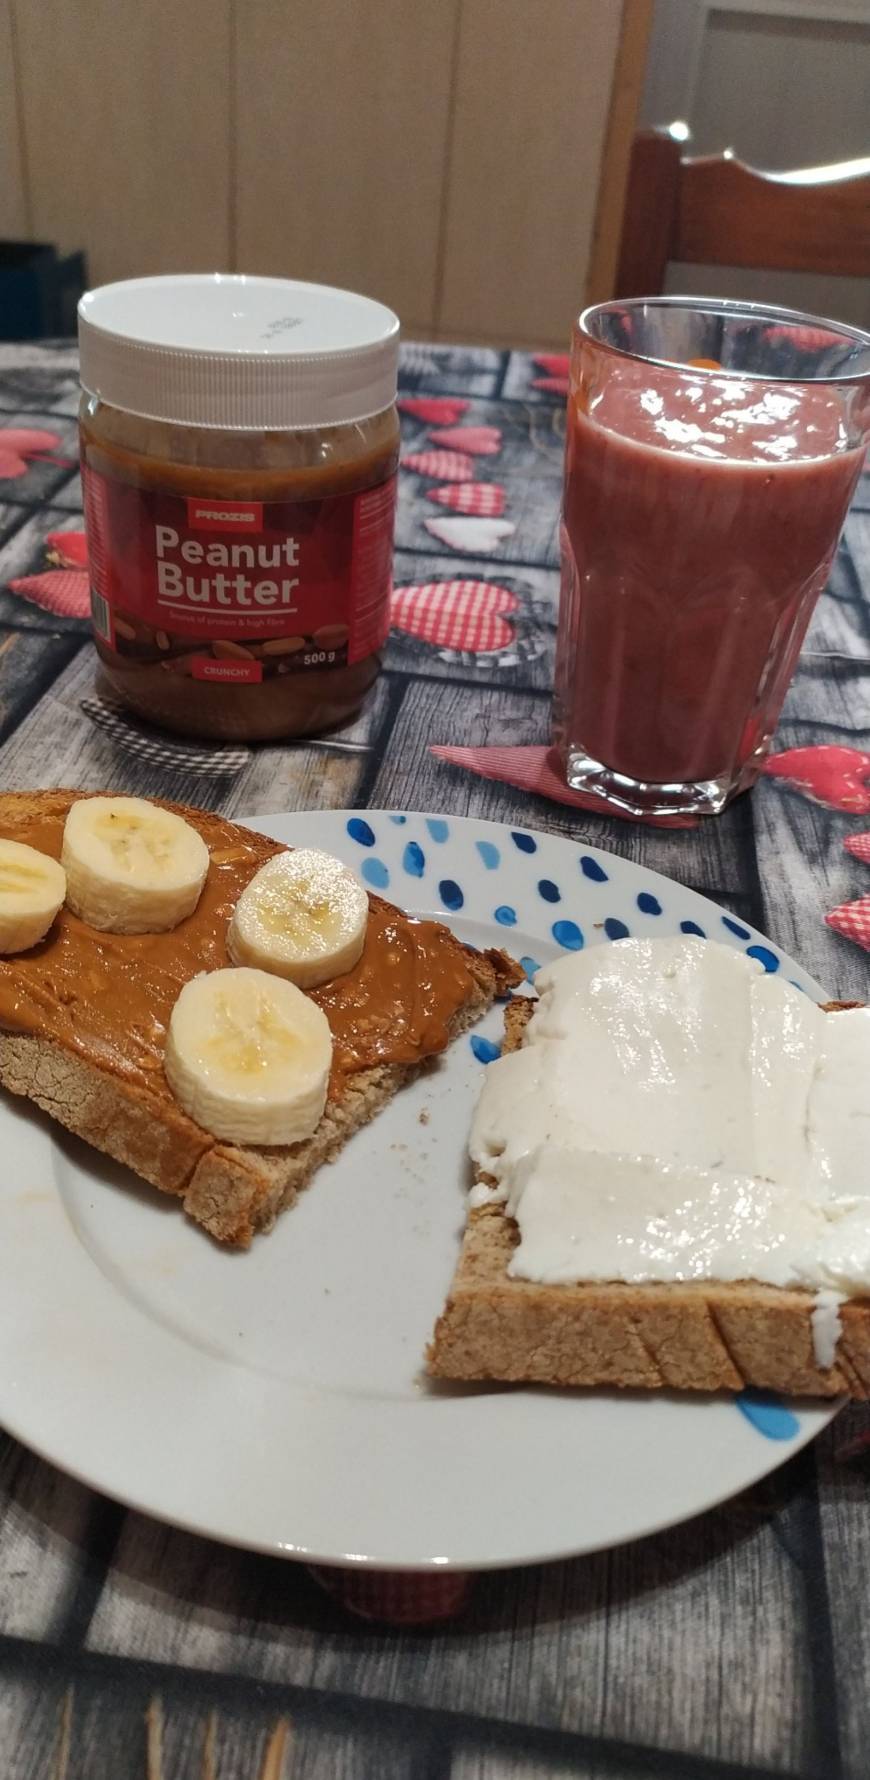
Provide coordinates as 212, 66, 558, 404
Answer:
471, 937, 870, 1366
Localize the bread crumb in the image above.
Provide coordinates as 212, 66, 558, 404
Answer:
419, 1108, 430, 1126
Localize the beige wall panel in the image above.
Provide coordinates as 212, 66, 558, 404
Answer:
13, 0, 232, 286
0, 0, 28, 238
235, 0, 460, 332
438, 0, 624, 347
586, 0, 654, 305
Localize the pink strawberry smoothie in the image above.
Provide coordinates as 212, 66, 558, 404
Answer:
558, 363, 865, 787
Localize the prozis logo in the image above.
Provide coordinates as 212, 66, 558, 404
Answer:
185, 498, 264, 532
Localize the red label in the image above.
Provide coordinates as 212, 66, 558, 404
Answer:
82, 464, 397, 681
191, 656, 264, 683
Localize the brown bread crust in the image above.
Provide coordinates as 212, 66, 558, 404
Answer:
428, 994, 870, 1397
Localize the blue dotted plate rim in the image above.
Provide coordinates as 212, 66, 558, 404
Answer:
248, 807, 842, 1460
329, 808, 827, 1002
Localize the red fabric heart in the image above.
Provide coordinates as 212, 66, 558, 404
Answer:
0, 427, 62, 453
391, 580, 519, 652
9, 569, 90, 619
398, 397, 470, 425
845, 832, 870, 864
763, 746, 870, 813
825, 895, 870, 951
0, 427, 62, 480
46, 529, 88, 568
534, 354, 570, 377
427, 425, 502, 456
429, 744, 697, 828
402, 450, 475, 482
0, 451, 28, 478
425, 482, 506, 516
532, 376, 569, 396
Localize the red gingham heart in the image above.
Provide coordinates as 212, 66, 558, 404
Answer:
534, 354, 570, 377
391, 580, 519, 652
427, 425, 502, 456
9, 569, 90, 619
402, 450, 475, 482
398, 397, 470, 425
845, 833, 870, 864
532, 376, 569, 396
426, 482, 506, 516
825, 895, 870, 951
763, 746, 870, 813
765, 324, 844, 351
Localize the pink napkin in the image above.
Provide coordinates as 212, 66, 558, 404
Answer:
430, 743, 698, 828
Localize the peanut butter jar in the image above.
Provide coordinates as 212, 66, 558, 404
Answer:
78, 274, 400, 741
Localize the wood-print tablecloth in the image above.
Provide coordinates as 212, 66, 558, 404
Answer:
0, 338, 869, 1780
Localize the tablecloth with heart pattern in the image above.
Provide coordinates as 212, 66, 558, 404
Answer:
1, 336, 870, 1780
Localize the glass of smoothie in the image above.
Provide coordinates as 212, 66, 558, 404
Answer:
553, 297, 870, 819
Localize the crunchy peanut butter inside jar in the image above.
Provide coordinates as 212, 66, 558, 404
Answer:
78, 275, 400, 741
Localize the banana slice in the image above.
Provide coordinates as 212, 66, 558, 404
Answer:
0, 839, 66, 954
62, 795, 209, 933
227, 848, 368, 989
164, 967, 332, 1146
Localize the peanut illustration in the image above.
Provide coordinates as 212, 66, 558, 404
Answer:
212, 639, 255, 661
313, 623, 349, 648
259, 635, 306, 656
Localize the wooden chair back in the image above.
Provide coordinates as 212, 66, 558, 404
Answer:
615, 128, 870, 298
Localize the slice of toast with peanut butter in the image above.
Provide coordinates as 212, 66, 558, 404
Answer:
0, 790, 520, 1246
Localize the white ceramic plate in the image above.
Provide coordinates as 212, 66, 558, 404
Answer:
0, 811, 838, 1570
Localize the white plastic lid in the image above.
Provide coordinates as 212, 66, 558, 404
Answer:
78, 273, 400, 432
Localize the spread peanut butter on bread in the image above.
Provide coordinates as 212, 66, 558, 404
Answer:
0, 789, 521, 1246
